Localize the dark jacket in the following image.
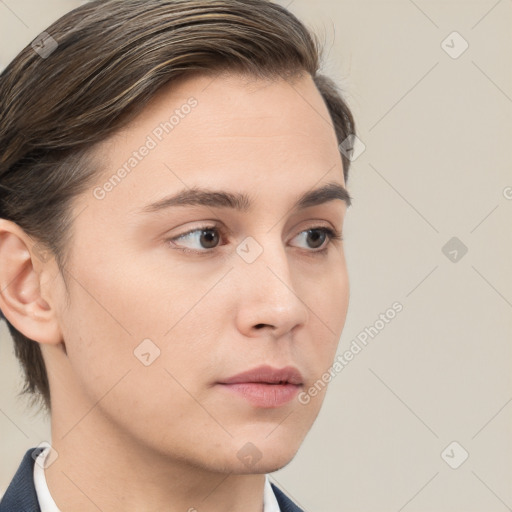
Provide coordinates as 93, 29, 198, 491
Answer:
0, 447, 304, 512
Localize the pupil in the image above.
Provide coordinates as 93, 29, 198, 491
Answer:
308, 229, 325, 248
201, 229, 219, 248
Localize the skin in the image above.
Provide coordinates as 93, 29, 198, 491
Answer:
0, 70, 350, 512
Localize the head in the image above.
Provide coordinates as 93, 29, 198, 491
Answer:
0, 0, 355, 473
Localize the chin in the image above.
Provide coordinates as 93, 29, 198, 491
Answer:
252, 455, 297, 474
232, 437, 303, 475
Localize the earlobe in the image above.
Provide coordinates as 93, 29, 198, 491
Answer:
0, 219, 63, 346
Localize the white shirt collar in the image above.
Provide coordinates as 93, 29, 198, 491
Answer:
33, 443, 61, 512
263, 474, 281, 512
33, 444, 280, 512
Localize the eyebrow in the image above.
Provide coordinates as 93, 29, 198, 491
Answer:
138, 181, 351, 214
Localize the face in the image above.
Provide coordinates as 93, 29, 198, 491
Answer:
46, 71, 350, 474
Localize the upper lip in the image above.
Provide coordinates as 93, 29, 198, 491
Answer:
219, 365, 303, 385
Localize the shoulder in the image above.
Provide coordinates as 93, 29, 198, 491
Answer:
0, 447, 42, 512
271, 482, 306, 512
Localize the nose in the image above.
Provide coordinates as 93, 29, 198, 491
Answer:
233, 238, 309, 339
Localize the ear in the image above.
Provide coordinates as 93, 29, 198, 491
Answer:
0, 219, 63, 345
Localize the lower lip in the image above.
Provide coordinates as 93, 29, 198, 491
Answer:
218, 382, 301, 408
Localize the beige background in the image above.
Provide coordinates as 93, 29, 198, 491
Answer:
1, 1, 511, 510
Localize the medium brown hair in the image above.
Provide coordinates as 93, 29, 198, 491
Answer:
0, 0, 356, 413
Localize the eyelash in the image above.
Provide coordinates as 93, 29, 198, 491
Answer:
165, 224, 343, 256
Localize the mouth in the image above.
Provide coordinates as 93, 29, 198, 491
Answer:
217, 365, 303, 408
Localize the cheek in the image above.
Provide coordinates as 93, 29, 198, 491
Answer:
56, 261, 146, 403
330, 265, 350, 333
296, 256, 349, 377
300, 253, 349, 336
60, 301, 129, 401
59, 252, 226, 402
58, 285, 210, 446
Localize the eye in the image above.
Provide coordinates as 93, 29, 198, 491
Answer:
166, 224, 342, 254
168, 225, 223, 253
290, 227, 342, 252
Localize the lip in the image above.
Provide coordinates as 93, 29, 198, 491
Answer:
217, 365, 303, 408
219, 365, 304, 386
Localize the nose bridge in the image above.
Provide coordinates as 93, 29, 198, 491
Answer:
234, 233, 309, 336
237, 233, 292, 294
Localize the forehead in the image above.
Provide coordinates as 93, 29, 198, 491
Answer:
85, 71, 345, 215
